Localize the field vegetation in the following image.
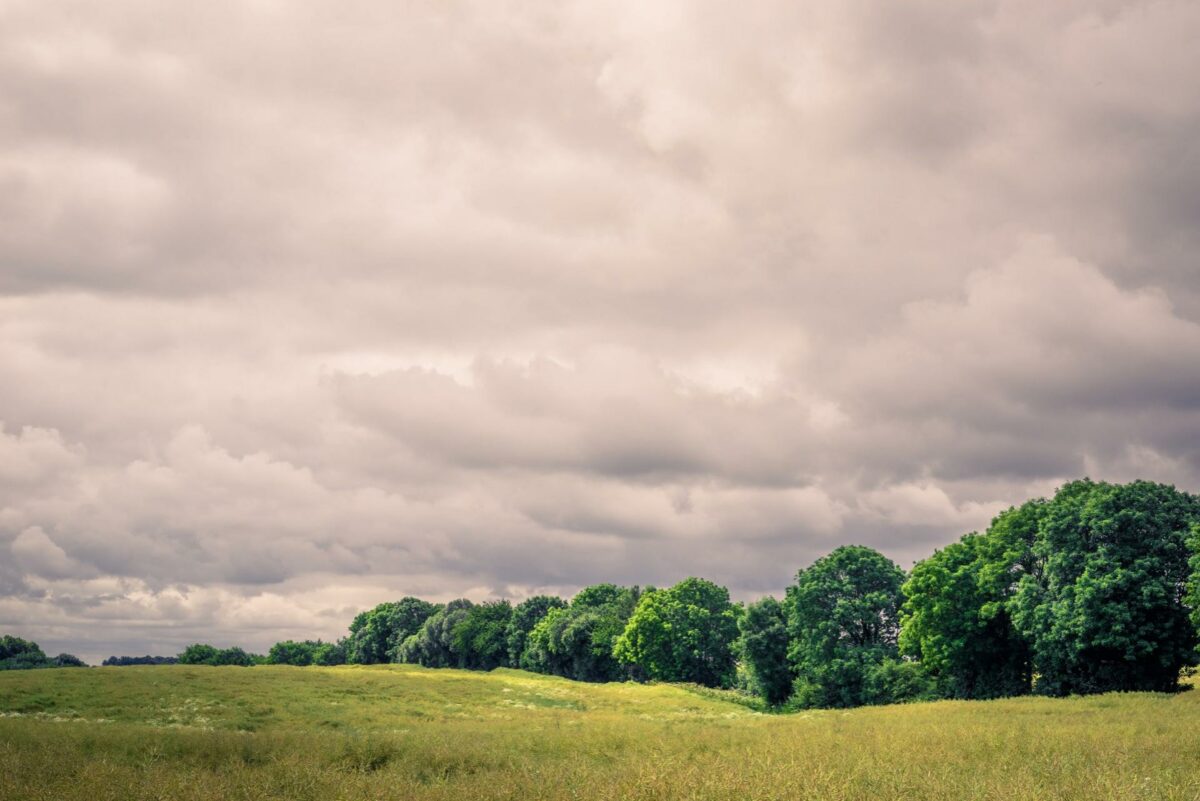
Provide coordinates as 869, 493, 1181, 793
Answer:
2, 664, 1199, 800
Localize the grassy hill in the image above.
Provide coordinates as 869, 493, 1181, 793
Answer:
2, 665, 1199, 800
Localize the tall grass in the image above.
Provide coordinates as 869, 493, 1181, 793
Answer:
2, 665, 1198, 800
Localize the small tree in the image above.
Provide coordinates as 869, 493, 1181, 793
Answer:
738, 597, 792, 705
177, 643, 220, 665
267, 640, 321, 666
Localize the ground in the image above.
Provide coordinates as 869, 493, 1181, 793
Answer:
1, 664, 1198, 800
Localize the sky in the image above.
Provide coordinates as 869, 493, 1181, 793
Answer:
2, 0, 1200, 664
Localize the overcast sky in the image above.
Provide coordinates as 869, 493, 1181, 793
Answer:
3, 1, 1200, 663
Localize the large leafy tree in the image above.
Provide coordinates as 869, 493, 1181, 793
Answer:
786, 545, 906, 708
737, 597, 792, 705
899, 502, 1040, 699
1011, 479, 1200, 695
614, 578, 739, 687
506, 595, 567, 669
453, 600, 514, 670
395, 599, 475, 668
347, 597, 440, 665
524, 585, 642, 682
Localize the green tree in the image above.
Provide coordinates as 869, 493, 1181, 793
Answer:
453, 600, 514, 670
267, 640, 322, 666
899, 502, 1040, 699
1188, 524, 1200, 652
1011, 479, 1200, 695
524, 585, 642, 682
177, 643, 255, 666
614, 578, 739, 687
313, 639, 348, 666
0, 635, 50, 670
862, 658, 934, 705
786, 545, 906, 708
506, 595, 567, 669
347, 597, 440, 665
737, 597, 792, 705
396, 599, 475, 668
177, 643, 220, 665
212, 647, 255, 667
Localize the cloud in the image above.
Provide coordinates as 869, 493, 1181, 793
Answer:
10, 527, 92, 580
1, 0, 1199, 661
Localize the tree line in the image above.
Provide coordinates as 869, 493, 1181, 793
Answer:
0, 636, 85, 670
7, 479, 1200, 709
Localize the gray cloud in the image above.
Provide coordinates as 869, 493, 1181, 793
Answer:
2, 0, 1199, 663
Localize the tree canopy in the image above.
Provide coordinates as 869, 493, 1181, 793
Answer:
614, 578, 740, 687
899, 503, 1039, 699
737, 597, 792, 705
786, 545, 906, 708
506, 595, 567, 669
1011, 479, 1200, 695
347, 598, 440, 665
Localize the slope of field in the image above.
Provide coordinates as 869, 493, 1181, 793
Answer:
2, 665, 1199, 801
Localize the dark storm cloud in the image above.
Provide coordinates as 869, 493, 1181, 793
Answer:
2, 0, 1200, 662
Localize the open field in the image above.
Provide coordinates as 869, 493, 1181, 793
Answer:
2, 666, 1199, 801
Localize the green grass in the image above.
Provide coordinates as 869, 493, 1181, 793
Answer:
2, 665, 1199, 800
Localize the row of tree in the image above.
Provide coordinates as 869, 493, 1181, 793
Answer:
0, 636, 85, 670
10, 478, 1200, 709
268, 478, 1198, 708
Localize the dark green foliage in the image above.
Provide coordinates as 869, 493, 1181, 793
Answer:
266, 640, 338, 666
899, 503, 1039, 699
177, 644, 256, 667
0, 636, 48, 670
786, 545, 906, 708
50, 653, 87, 667
0, 636, 79, 670
395, 600, 475, 668
312, 639, 348, 666
1189, 524, 1200, 652
506, 595, 567, 669
524, 585, 642, 682
737, 597, 793, 705
862, 659, 935, 705
570, 584, 625, 610
452, 601, 514, 670
177, 644, 220, 665
1011, 479, 1200, 695
101, 655, 178, 666
347, 598, 440, 665
614, 578, 739, 688
213, 647, 256, 667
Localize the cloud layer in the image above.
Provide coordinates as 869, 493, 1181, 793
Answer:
2, 0, 1200, 662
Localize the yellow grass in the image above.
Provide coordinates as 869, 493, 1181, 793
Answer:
2, 664, 1199, 800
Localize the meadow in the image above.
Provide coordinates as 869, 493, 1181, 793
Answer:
2, 665, 1199, 801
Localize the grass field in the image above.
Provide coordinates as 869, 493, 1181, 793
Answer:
2, 665, 1199, 800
